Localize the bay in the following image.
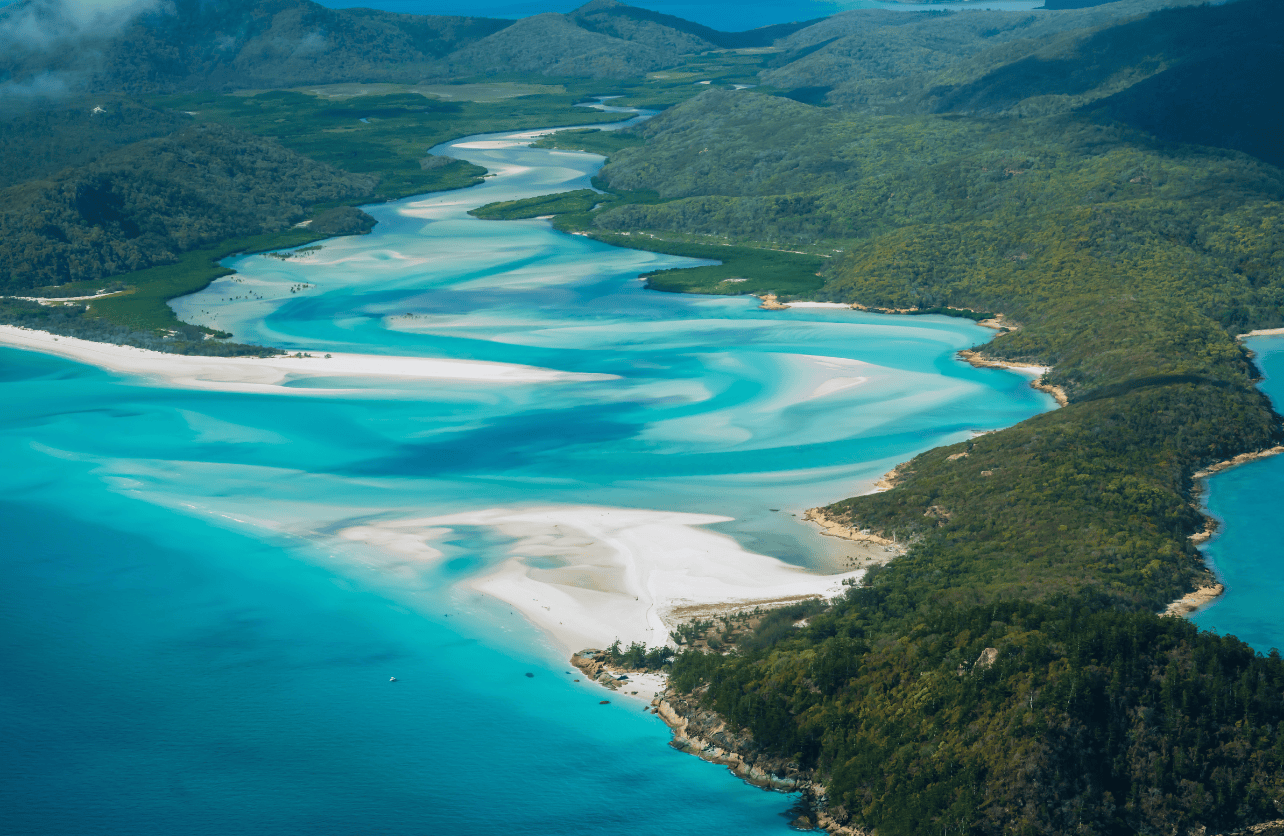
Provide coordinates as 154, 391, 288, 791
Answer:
1192, 336, 1284, 653
0, 118, 1053, 833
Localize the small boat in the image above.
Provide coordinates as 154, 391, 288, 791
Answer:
599, 700, 610, 705
389, 677, 397, 682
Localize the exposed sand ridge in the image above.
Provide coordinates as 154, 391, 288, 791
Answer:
0, 326, 612, 394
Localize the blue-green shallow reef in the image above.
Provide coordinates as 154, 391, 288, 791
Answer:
1194, 337, 1284, 651
0, 123, 1052, 833
0, 493, 794, 835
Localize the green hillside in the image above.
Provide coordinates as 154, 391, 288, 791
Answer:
6, 0, 1284, 829
467, 2, 1284, 831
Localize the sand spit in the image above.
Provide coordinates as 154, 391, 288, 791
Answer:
871, 461, 911, 492
1192, 446, 1284, 481
5, 290, 126, 304
803, 508, 906, 568
342, 505, 862, 655
958, 348, 1069, 407
1163, 582, 1225, 618
0, 326, 611, 395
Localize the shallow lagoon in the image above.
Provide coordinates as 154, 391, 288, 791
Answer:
0, 124, 1052, 833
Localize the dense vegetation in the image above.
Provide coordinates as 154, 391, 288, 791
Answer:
0, 298, 275, 356
0, 98, 188, 189
0, 87, 621, 350
603, 639, 674, 671
0, 0, 511, 95
7, 0, 1284, 829
671, 595, 1284, 835
443, 2, 1284, 832
0, 122, 376, 294
470, 189, 601, 220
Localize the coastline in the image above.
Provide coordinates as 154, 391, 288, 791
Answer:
1191, 446, 1284, 481
1168, 445, 1284, 618
652, 690, 868, 834
592, 487, 916, 831
0, 325, 610, 394
957, 348, 1069, 407
338, 505, 864, 659
802, 507, 906, 567
1163, 582, 1225, 617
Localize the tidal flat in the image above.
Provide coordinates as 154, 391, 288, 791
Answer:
0, 120, 1054, 834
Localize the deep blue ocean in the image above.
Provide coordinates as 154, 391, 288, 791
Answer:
0, 116, 1077, 835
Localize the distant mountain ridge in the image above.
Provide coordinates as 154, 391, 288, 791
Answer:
0, 0, 512, 94
3, 0, 1243, 95
0, 0, 826, 93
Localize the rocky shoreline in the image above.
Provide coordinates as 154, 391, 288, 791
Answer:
576, 647, 1284, 836
1192, 446, 1284, 481
1165, 445, 1284, 618
756, 293, 790, 310
656, 688, 870, 834
1163, 581, 1226, 617
572, 648, 868, 835
802, 507, 906, 571
957, 349, 1069, 407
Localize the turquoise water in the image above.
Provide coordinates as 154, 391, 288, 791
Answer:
0, 121, 1052, 834
1192, 337, 1284, 652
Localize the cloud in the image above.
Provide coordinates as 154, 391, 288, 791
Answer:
291, 30, 330, 57
0, 0, 166, 56
0, 69, 71, 97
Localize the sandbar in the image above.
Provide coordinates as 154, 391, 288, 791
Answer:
339, 505, 862, 656
0, 326, 612, 395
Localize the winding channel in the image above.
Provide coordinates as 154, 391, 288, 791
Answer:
0, 115, 1054, 834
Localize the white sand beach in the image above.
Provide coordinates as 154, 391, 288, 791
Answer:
338, 505, 862, 656
0, 326, 611, 394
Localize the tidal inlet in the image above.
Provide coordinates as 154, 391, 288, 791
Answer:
3, 0, 1284, 834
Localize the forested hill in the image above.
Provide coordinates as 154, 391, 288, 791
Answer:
0, 0, 511, 95
0, 99, 188, 189
0, 123, 376, 293
435, 0, 819, 78
6, 0, 1284, 826
759, 0, 1253, 119
582, 0, 1284, 605
485, 0, 1284, 831
0, 0, 813, 95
